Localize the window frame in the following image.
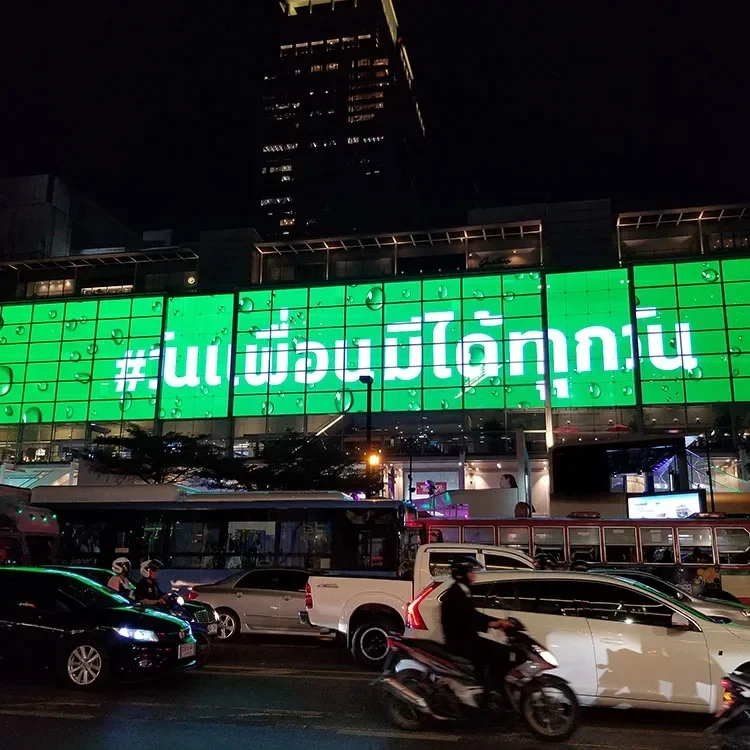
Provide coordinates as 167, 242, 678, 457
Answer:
677, 526, 716, 565
532, 526, 565, 561
566, 525, 603, 564
603, 526, 639, 564
716, 526, 750, 566
497, 526, 530, 554
462, 526, 495, 545
638, 526, 677, 565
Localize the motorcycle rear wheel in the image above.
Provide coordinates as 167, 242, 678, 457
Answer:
383, 669, 428, 731
519, 675, 580, 743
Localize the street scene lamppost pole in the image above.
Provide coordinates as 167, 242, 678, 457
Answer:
359, 375, 378, 496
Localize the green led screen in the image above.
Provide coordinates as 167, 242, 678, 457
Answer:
1, 260, 750, 424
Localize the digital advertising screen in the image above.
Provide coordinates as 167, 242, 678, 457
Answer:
626, 492, 705, 519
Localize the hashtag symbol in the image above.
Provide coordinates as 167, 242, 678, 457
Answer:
114, 350, 148, 393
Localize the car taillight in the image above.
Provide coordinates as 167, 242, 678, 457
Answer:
187, 591, 199, 601
305, 582, 313, 609
405, 581, 440, 630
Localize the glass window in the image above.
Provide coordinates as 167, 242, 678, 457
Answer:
678, 527, 714, 564
604, 527, 638, 563
279, 521, 332, 569
429, 526, 459, 543
168, 521, 222, 569
235, 570, 307, 592
498, 527, 530, 553
463, 526, 494, 544
235, 570, 279, 590
484, 553, 532, 571
533, 527, 564, 561
225, 521, 276, 569
579, 581, 674, 627
568, 527, 601, 563
717, 527, 750, 564
428, 552, 479, 578
470, 580, 515, 610
514, 580, 582, 617
640, 527, 675, 563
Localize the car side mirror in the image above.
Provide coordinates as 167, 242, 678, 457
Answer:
670, 612, 692, 631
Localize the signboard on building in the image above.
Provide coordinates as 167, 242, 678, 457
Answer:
416, 481, 447, 496
0, 258, 746, 424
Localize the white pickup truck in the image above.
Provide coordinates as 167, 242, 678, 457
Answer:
303, 543, 535, 667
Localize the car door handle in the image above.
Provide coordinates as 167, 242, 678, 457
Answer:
236, 592, 245, 599
282, 595, 292, 601
600, 638, 625, 645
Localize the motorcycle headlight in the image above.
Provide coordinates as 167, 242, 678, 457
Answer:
214, 610, 220, 622
532, 645, 558, 667
176, 596, 185, 606
117, 627, 159, 642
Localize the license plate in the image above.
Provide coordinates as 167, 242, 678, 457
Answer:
178, 643, 196, 659
207, 624, 217, 634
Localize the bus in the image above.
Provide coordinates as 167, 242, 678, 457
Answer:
0, 501, 60, 565
30, 488, 413, 588
409, 513, 750, 602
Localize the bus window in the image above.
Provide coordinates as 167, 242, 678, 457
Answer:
604, 527, 638, 563
169, 521, 222, 569
463, 526, 495, 544
533, 527, 564, 562
568, 527, 602, 563
430, 527, 459, 543
717, 528, 750, 565
678, 527, 714, 564
225, 521, 276, 569
640, 528, 674, 563
498, 527, 530, 554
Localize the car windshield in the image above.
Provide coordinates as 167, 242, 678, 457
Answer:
614, 573, 690, 601
55, 574, 131, 610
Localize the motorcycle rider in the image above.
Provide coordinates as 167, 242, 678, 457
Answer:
134, 559, 168, 606
107, 557, 134, 598
440, 559, 513, 706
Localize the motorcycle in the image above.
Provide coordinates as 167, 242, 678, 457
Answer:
706, 669, 750, 749
377, 617, 580, 743
161, 592, 214, 667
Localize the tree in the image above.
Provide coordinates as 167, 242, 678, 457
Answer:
84, 424, 231, 485
242, 433, 380, 495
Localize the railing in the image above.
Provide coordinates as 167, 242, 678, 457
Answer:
687, 450, 750, 493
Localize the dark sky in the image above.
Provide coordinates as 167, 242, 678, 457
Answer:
4, 1, 750, 235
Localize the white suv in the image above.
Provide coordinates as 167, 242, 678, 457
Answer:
403, 570, 750, 714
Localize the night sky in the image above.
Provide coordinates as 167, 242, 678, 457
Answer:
4, 1, 750, 236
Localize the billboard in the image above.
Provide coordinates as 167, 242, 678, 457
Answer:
0, 259, 747, 424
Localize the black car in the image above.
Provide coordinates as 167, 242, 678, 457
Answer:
0, 567, 197, 688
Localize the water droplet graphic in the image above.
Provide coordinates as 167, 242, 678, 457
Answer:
502, 291, 516, 303
171, 408, 183, 418
200, 385, 209, 396
211, 336, 221, 345
666, 396, 673, 403
0, 366, 12, 397
295, 398, 304, 409
158, 408, 166, 418
14, 325, 25, 336
36, 382, 48, 392
351, 337, 360, 346
517, 401, 530, 409
65, 320, 77, 332
291, 335, 305, 348
0, 337, 6, 345
47, 309, 58, 319
551, 387, 558, 397
22, 407, 42, 424
468, 346, 484, 366
491, 389, 500, 398
620, 365, 630, 373
87, 343, 98, 355
530, 271, 541, 281
365, 287, 385, 310
401, 288, 411, 299
248, 325, 261, 337
731, 347, 742, 356
440, 399, 449, 410
0, 313, 4, 330
78, 316, 88, 325
3, 406, 12, 417
75, 372, 91, 384
149, 343, 159, 354
277, 390, 285, 399
467, 387, 476, 395
589, 383, 602, 399
261, 400, 274, 416
69, 351, 81, 362
221, 327, 228, 335
733, 368, 741, 377
436, 285, 448, 300
218, 305, 226, 313
334, 389, 354, 413
489, 376, 501, 387
205, 410, 213, 418
296, 311, 305, 322
238, 297, 254, 313
119, 393, 133, 413
668, 338, 677, 349
505, 386, 513, 394
634, 296, 641, 306
151, 300, 162, 313
266, 299, 272, 308
408, 401, 421, 411
701, 268, 719, 283
149, 396, 157, 406
622, 385, 634, 396
399, 342, 407, 350
174, 398, 182, 407
316, 300, 322, 307
688, 366, 704, 380
473, 289, 485, 300
408, 388, 417, 397
661, 384, 670, 392
65, 406, 74, 419
111, 329, 124, 345
346, 295, 354, 304
515, 273, 526, 280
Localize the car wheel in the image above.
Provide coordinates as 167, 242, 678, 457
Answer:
351, 619, 400, 669
61, 642, 109, 689
216, 608, 241, 641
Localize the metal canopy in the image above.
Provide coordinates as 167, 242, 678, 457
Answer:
617, 203, 749, 229
255, 222, 543, 256
0, 247, 199, 273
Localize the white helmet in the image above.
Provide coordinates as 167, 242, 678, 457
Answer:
112, 557, 131, 575
140, 559, 163, 577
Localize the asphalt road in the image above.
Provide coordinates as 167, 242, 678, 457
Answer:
0, 635, 721, 750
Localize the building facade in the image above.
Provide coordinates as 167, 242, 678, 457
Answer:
1, 200, 749, 510
257, 0, 424, 240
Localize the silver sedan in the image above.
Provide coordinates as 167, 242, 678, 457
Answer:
191, 568, 313, 641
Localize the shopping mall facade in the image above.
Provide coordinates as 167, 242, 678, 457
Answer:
2, 199, 750, 512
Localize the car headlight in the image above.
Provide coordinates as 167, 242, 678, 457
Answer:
117, 627, 159, 642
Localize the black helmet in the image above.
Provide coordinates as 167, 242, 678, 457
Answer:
534, 553, 556, 570
451, 559, 476, 582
